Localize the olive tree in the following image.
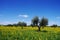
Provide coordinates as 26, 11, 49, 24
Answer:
31, 16, 39, 26
40, 17, 48, 28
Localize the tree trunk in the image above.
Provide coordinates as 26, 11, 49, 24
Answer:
38, 26, 41, 31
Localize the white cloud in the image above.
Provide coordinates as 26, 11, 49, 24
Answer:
18, 14, 28, 18
56, 16, 60, 19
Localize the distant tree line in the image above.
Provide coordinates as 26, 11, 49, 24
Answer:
51, 24, 57, 27
6, 22, 27, 27
0, 16, 59, 29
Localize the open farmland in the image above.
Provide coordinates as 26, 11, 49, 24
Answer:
0, 26, 60, 40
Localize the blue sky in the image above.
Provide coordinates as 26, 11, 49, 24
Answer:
0, 0, 60, 25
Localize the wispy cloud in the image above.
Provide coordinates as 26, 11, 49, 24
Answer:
56, 16, 60, 19
18, 14, 28, 18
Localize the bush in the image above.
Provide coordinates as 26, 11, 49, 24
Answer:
51, 24, 57, 27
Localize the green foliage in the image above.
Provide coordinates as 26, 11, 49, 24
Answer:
13, 24, 17, 27
31, 16, 39, 26
0, 27, 60, 40
40, 17, 48, 27
17, 22, 22, 26
6, 22, 27, 27
7, 24, 13, 26
17, 22, 27, 27
51, 24, 57, 27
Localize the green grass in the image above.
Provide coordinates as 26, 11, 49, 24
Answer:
0, 27, 60, 40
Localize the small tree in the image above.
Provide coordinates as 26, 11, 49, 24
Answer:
17, 21, 27, 29
22, 22, 27, 27
13, 24, 17, 27
7, 24, 13, 27
17, 22, 22, 26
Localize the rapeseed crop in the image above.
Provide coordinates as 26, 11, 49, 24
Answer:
0, 26, 60, 40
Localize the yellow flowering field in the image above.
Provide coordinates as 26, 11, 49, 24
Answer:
0, 26, 60, 40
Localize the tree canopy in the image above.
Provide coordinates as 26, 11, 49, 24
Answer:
31, 16, 39, 26
40, 17, 48, 27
